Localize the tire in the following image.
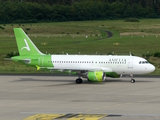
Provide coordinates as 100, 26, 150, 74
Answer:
76, 79, 82, 84
131, 79, 135, 83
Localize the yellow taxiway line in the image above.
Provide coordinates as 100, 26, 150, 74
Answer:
24, 114, 108, 120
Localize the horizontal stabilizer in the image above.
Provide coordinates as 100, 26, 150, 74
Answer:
4, 58, 12, 61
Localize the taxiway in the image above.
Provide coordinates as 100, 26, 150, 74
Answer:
0, 75, 160, 120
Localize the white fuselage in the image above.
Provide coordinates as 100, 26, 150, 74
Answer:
49, 55, 155, 75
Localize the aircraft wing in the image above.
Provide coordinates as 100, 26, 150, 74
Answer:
87, 67, 113, 72
48, 67, 113, 73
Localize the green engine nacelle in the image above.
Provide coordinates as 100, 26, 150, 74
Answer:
105, 72, 120, 78
87, 71, 105, 82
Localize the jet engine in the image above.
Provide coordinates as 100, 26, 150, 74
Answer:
87, 71, 106, 82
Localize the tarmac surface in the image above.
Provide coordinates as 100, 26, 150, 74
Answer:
0, 75, 160, 120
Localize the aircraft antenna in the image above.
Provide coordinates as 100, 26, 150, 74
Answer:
130, 51, 132, 56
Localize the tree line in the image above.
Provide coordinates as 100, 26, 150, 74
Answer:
0, 0, 160, 24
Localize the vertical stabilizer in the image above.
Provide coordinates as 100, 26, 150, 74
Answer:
14, 28, 44, 56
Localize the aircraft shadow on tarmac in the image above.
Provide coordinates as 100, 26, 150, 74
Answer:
106, 79, 154, 83
12, 78, 154, 87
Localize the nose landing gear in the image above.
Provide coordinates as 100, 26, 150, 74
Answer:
130, 74, 135, 83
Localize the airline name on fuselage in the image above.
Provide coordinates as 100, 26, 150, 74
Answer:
109, 58, 126, 62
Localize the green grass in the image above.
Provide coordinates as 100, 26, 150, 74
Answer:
0, 19, 160, 74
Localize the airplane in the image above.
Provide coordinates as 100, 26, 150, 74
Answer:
11, 28, 155, 84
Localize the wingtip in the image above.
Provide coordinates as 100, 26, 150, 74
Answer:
36, 65, 40, 70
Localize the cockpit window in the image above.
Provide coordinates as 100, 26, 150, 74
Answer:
145, 61, 149, 63
139, 61, 149, 64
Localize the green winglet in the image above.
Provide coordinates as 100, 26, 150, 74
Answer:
36, 65, 40, 70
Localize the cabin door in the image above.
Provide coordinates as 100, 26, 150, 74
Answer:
39, 57, 44, 67
128, 58, 133, 68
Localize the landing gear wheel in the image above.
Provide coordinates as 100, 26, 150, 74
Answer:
130, 79, 135, 83
76, 78, 83, 84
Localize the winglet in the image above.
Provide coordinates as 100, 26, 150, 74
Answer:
36, 65, 40, 70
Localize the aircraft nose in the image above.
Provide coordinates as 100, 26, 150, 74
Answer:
150, 64, 155, 72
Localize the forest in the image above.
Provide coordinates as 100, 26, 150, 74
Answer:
0, 0, 160, 23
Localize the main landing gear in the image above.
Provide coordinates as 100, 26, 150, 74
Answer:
130, 74, 135, 83
75, 77, 83, 84
130, 79, 135, 83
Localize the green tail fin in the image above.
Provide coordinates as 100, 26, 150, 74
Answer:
14, 28, 44, 56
